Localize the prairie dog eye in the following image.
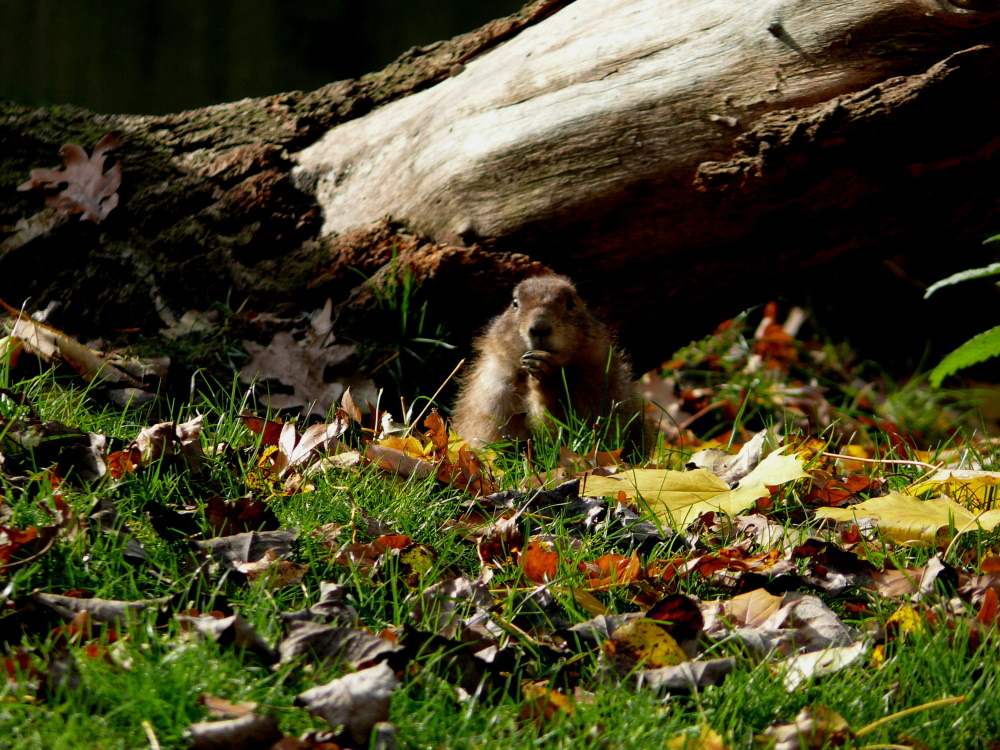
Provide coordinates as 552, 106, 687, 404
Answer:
565, 295, 575, 311
512, 297, 519, 310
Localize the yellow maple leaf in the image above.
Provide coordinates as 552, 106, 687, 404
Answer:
378, 435, 432, 458
604, 619, 688, 672
815, 493, 1000, 544
909, 470, 1000, 511
582, 447, 810, 528
667, 725, 728, 750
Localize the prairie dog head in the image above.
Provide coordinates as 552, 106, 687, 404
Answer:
510, 275, 589, 358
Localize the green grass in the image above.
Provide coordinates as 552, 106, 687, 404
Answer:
2, 318, 1000, 750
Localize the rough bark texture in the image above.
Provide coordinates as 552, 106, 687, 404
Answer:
1, 0, 999, 372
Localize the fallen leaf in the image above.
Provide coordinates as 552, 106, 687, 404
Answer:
604, 619, 689, 674
199, 694, 258, 718
523, 540, 560, 584
718, 588, 785, 628
909, 470, 1000, 510
34, 592, 173, 624
279, 621, 403, 669
780, 641, 866, 690
195, 529, 297, 572
188, 713, 282, 750
176, 612, 277, 663
240, 300, 369, 417
759, 705, 854, 750
638, 659, 737, 693
977, 588, 999, 626
687, 430, 768, 485
1, 303, 140, 387
583, 447, 809, 527
408, 577, 495, 641
667, 725, 729, 749
520, 681, 575, 723
17, 134, 121, 223
296, 662, 400, 745
815, 493, 1000, 544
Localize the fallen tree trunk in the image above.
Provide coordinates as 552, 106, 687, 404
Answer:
1, 0, 999, 370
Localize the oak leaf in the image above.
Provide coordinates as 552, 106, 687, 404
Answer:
17, 134, 121, 223
296, 662, 399, 745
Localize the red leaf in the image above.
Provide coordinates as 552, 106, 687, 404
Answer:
239, 413, 285, 446
646, 593, 704, 643
977, 588, 999, 626
523, 541, 560, 584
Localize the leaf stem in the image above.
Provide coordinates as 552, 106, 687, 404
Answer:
404, 357, 465, 437
855, 695, 966, 738
822, 452, 942, 472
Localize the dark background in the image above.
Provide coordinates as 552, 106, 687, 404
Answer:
0, 0, 523, 115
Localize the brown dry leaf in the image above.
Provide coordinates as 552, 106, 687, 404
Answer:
195, 529, 297, 573
205, 495, 279, 537
718, 588, 784, 628
816, 493, 1000, 544
365, 443, 436, 481
976, 587, 999, 626
1, 304, 140, 387
17, 134, 121, 223
409, 577, 496, 641
759, 705, 854, 750
199, 694, 258, 718
802, 470, 883, 507
159, 309, 219, 340
687, 430, 768, 486
240, 300, 373, 417
780, 641, 866, 690
647, 594, 704, 645
637, 658, 737, 693
34, 592, 173, 625
255, 417, 349, 479
0, 524, 42, 571
239, 556, 309, 588
239, 413, 286, 446
871, 565, 923, 598
279, 621, 403, 670
296, 662, 399, 746
176, 611, 277, 663
188, 713, 282, 750
131, 415, 205, 471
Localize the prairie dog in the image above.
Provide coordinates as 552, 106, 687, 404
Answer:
452, 275, 635, 447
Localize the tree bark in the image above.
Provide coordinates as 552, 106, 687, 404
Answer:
1, 0, 999, 370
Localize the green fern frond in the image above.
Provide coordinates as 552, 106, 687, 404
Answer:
924, 262, 1000, 299
929, 325, 1000, 387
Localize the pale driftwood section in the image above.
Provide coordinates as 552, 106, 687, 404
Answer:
293, 0, 1000, 244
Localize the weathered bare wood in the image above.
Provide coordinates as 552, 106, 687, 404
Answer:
295, 0, 1000, 240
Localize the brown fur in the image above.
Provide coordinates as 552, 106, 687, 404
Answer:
452, 274, 636, 447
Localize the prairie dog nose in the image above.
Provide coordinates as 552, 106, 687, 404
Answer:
527, 313, 552, 344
